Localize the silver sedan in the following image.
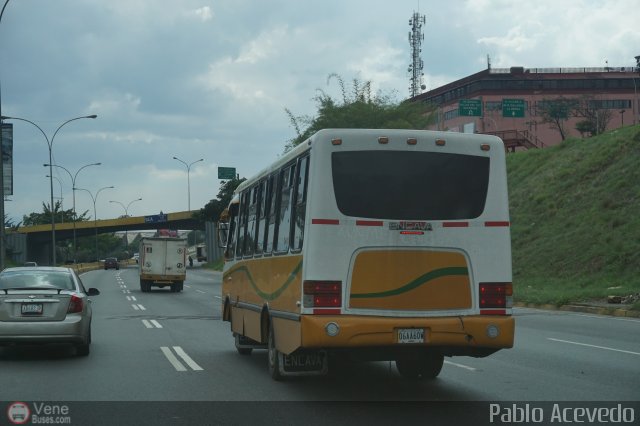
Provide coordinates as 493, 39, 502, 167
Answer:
0, 266, 100, 356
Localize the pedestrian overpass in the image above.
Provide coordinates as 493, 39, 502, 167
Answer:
7, 211, 210, 266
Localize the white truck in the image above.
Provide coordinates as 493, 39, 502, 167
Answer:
138, 237, 187, 292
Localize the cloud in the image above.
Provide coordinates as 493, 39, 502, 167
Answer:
192, 6, 214, 22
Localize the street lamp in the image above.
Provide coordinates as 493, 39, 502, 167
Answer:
172, 157, 203, 211
44, 161, 101, 263
2, 114, 97, 265
0, 0, 13, 270
75, 185, 114, 261
110, 198, 142, 250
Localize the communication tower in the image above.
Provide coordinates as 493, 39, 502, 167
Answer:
408, 11, 426, 98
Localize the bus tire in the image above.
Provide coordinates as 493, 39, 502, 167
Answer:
268, 324, 283, 381
395, 352, 444, 380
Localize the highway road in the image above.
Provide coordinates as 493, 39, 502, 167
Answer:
1, 265, 638, 424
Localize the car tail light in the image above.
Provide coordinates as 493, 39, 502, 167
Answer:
303, 281, 341, 308
479, 282, 512, 309
68, 295, 84, 313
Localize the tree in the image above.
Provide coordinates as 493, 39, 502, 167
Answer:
572, 96, 612, 136
284, 74, 434, 150
22, 201, 89, 226
538, 97, 578, 141
195, 177, 245, 223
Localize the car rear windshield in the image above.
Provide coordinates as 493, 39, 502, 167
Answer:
0, 271, 75, 290
331, 150, 490, 220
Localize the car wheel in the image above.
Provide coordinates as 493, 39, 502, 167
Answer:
76, 329, 91, 357
267, 323, 283, 381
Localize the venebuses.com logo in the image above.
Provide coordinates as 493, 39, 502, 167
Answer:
6, 401, 71, 424
6, 402, 30, 425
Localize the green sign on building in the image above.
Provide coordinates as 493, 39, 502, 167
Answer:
502, 99, 525, 118
458, 99, 482, 117
217, 167, 236, 180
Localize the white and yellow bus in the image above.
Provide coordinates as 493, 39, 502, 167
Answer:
218, 128, 514, 380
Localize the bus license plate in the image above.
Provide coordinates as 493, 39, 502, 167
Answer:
282, 351, 326, 373
21, 303, 43, 315
398, 328, 424, 344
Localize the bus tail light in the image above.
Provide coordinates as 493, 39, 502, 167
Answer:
303, 281, 342, 308
479, 282, 512, 310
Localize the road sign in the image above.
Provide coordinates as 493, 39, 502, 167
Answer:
217, 167, 236, 180
502, 99, 525, 118
144, 213, 168, 224
458, 99, 482, 117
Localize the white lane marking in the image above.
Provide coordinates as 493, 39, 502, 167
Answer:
548, 338, 640, 356
132, 304, 139, 311
142, 320, 162, 329
213, 295, 222, 299
130, 296, 137, 301
137, 304, 146, 311
196, 289, 206, 294
161, 347, 187, 371
444, 360, 477, 371
172, 346, 204, 371
126, 296, 132, 301
185, 285, 192, 288
572, 313, 640, 324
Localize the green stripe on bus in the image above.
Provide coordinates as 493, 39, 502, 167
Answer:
350, 267, 468, 299
227, 260, 303, 301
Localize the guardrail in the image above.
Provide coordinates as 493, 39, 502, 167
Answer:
71, 259, 137, 274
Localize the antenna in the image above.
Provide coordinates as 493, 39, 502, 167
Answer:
408, 11, 426, 98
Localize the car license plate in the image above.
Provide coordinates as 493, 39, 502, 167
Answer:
397, 328, 424, 344
21, 303, 43, 315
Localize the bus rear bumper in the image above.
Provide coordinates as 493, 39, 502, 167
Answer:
300, 314, 514, 354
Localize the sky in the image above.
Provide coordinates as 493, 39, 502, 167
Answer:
1, 0, 638, 224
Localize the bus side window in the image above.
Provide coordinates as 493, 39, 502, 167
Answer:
291, 155, 309, 252
225, 204, 239, 260
275, 163, 295, 254
244, 186, 257, 257
254, 180, 266, 256
235, 191, 249, 259
264, 173, 279, 254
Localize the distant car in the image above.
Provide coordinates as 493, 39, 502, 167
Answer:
23, 261, 38, 267
132, 253, 139, 264
0, 266, 100, 356
104, 257, 119, 270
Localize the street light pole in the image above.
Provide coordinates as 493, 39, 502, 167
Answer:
44, 161, 100, 263
110, 198, 142, 251
635, 55, 640, 125
75, 185, 113, 261
172, 157, 203, 211
46, 175, 64, 223
0, 0, 13, 270
2, 114, 97, 265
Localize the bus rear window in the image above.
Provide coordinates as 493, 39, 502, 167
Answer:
331, 151, 490, 220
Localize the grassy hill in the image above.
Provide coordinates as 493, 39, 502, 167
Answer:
507, 124, 640, 309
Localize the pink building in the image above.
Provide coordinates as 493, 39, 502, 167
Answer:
413, 65, 640, 150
